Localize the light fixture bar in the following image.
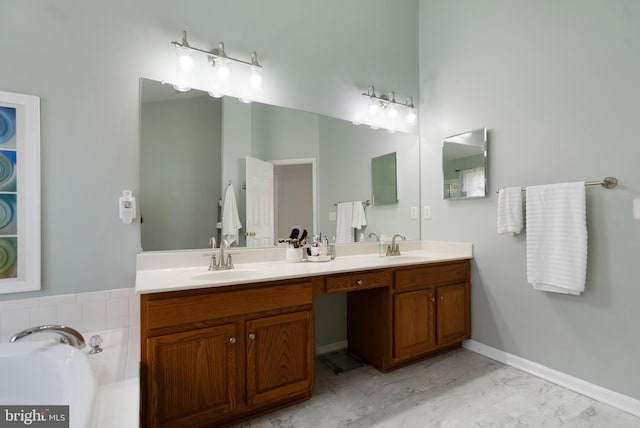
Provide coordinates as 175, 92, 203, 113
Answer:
362, 86, 414, 109
171, 31, 262, 69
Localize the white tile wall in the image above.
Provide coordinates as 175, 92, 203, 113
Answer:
0, 288, 140, 342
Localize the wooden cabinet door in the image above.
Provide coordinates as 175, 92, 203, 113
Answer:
146, 324, 237, 428
436, 283, 469, 346
392, 288, 436, 362
246, 311, 313, 407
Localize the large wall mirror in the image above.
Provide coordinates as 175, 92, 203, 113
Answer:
442, 128, 488, 200
139, 78, 420, 251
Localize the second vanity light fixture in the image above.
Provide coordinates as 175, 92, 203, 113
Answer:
362, 86, 417, 126
171, 31, 263, 97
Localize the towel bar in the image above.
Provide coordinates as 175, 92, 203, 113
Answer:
333, 200, 371, 206
496, 177, 618, 194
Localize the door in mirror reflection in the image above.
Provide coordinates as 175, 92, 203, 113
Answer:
442, 128, 488, 200
245, 156, 275, 247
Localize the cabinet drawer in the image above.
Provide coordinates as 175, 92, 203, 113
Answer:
325, 270, 391, 293
394, 261, 469, 291
143, 281, 312, 331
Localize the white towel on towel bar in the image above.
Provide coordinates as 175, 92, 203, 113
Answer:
497, 187, 523, 235
525, 182, 587, 295
351, 201, 368, 230
335, 202, 354, 244
222, 183, 243, 246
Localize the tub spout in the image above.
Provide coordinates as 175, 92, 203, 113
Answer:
10, 325, 86, 349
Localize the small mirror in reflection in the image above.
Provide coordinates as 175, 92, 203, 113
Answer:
371, 152, 398, 205
442, 128, 488, 200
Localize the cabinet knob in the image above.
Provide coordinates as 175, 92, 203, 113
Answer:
439, 295, 444, 301
430, 297, 436, 302
248, 333, 256, 340
228, 337, 237, 344
356, 279, 364, 286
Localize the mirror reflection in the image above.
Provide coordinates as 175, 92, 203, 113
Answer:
140, 78, 420, 251
442, 128, 488, 200
371, 152, 398, 205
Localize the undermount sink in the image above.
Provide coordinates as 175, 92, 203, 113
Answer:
192, 268, 260, 282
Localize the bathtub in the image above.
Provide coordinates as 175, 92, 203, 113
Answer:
0, 341, 97, 428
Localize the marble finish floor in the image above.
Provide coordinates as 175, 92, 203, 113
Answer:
234, 349, 640, 428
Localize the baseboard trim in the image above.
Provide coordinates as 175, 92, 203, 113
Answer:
315, 340, 348, 355
463, 340, 640, 418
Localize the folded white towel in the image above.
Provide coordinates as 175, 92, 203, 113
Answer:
351, 201, 368, 230
526, 182, 587, 295
222, 184, 243, 246
497, 187, 523, 235
335, 202, 354, 244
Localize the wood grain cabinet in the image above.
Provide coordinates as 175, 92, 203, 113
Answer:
140, 260, 470, 426
349, 260, 471, 372
140, 280, 314, 428
145, 324, 238, 428
245, 311, 313, 407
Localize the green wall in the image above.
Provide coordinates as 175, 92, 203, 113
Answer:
420, 0, 640, 400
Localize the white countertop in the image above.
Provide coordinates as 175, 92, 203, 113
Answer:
135, 240, 472, 294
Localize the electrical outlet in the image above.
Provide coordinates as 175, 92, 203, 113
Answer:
410, 206, 418, 219
423, 206, 432, 220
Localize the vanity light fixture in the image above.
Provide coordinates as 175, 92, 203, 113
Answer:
362, 86, 417, 126
405, 97, 417, 125
249, 53, 263, 89
171, 31, 264, 96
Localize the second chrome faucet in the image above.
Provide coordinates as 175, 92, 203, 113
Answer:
208, 237, 234, 271
386, 234, 406, 256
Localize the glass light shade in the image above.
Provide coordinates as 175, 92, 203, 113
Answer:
406, 109, 417, 125
172, 84, 191, 93
368, 98, 380, 115
208, 91, 223, 98
176, 47, 194, 73
238, 97, 252, 104
215, 58, 230, 80
250, 66, 263, 90
387, 105, 398, 120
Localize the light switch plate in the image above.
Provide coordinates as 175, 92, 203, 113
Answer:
423, 206, 432, 220
634, 198, 640, 220
410, 206, 418, 219
329, 211, 337, 221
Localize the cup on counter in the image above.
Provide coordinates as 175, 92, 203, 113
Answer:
285, 247, 303, 263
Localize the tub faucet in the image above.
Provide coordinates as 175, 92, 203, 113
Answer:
387, 234, 406, 256
10, 325, 86, 349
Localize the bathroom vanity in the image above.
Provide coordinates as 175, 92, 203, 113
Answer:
137, 242, 471, 427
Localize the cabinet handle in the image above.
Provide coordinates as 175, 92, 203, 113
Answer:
248, 333, 256, 340
356, 279, 364, 286
229, 337, 237, 344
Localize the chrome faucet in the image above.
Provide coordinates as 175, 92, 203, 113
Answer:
386, 234, 406, 256
208, 237, 218, 270
208, 237, 234, 271
368, 232, 379, 241
10, 325, 86, 349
